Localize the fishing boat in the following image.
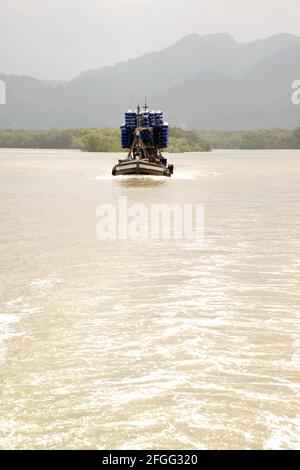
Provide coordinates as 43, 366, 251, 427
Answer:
112, 103, 174, 177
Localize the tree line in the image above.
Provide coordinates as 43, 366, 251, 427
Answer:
1, 127, 300, 151
195, 128, 300, 150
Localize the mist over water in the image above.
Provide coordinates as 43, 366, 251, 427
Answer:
0, 149, 299, 449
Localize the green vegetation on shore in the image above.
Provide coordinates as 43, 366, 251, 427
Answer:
0, 129, 78, 150
197, 128, 300, 150
0, 128, 211, 153
0, 128, 300, 152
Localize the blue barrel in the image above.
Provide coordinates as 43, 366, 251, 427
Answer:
125, 110, 137, 127
156, 123, 168, 148
121, 110, 168, 148
141, 112, 150, 127
141, 129, 151, 144
155, 111, 163, 126
121, 124, 134, 148
149, 111, 156, 127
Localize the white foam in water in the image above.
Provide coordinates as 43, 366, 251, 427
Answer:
0, 314, 19, 325
172, 170, 196, 180
0, 314, 20, 365
30, 277, 63, 288
0, 343, 5, 364
5, 296, 24, 308
95, 175, 115, 180
96, 173, 196, 181
96, 174, 167, 181
264, 415, 300, 450
95, 155, 199, 181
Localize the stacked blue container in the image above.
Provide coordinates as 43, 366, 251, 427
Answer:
160, 122, 169, 148
155, 111, 163, 126
120, 124, 127, 148
156, 122, 168, 148
120, 123, 134, 148
125, 111, 137, 127
121, 109, 168, 149
141, 112, 150, 127
149, 111, 156, 127
121, 110, 137, 148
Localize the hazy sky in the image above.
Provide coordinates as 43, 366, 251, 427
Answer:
1, 0, 300, 80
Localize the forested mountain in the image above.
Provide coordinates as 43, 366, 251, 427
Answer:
1, 33, 300, 129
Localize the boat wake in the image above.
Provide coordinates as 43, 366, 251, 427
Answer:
95, 171, 197, 181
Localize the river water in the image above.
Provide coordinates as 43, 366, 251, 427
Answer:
0, 148, 299, 449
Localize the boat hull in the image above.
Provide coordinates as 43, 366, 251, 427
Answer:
112, 160, 171, 177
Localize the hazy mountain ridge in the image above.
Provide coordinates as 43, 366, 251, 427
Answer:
1, 33, 300, 130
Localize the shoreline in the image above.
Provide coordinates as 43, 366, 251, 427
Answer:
1, 128, 300, 152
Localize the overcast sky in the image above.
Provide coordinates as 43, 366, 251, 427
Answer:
1, 0, 300, 80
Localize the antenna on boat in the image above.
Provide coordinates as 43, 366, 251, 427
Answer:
143, 96, 149, 112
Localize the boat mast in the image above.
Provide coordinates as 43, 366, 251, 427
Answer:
128, 102, 151, 160
136, 104, 141, 157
